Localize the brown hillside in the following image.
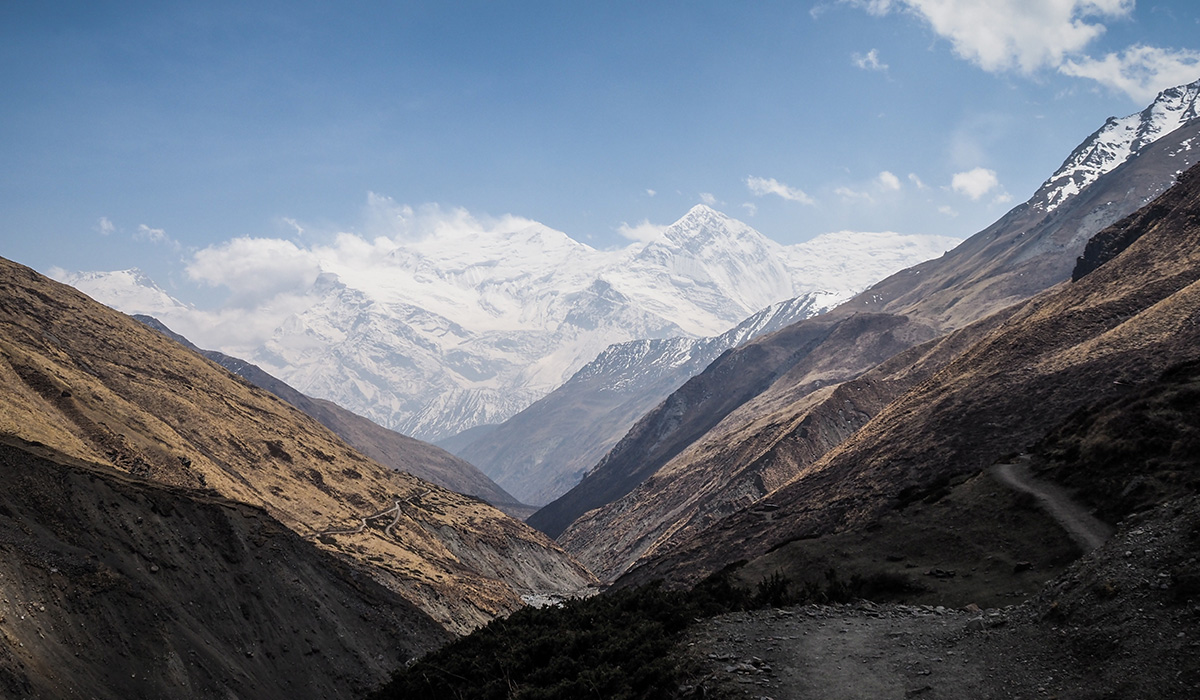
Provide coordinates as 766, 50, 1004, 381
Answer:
623, 162, 1200, 588
0, 257, 595, 633
134, 315, 532, 518
532, 120, 1200, 548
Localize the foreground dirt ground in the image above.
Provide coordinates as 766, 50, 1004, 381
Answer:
685, 496, 1200, 700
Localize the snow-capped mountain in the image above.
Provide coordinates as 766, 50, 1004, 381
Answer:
450, 289, 847, 506
62, 206, 957, 442
55, 269, 193, 317
1036, 78, 1200, 211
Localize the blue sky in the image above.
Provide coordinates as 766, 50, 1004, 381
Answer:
3, 1, 1200, 305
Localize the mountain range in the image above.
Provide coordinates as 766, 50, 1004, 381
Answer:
60, 213, 958, 443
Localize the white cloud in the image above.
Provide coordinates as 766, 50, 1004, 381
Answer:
745, 176, 815, 204
617, 219, 668, 243
1060, 45, 1200, 102
852, 48, 889, 71
846, 0, 1133, 73
950, 167, 1000, 200
281, 217, 305, 238
878, 170, 901, 191
699, 192, 717, 206
645, 188, 657, 197
846, 0, 1200, 102
938, 205, 959, 217
363, 193, 542, 244
908, 173, 928, 189
741, 202, 758, 216
993, 192, 1014, 205
187, 237, 322, 305
97, 217, 115, 236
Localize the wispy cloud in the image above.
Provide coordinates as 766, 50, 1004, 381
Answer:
741, 202, 758, 216
699, 192, 717, 206
134, 224, 181, 251
908, 173, 928, 190
645, 188, 657, 197
1060, 45, 1200, 102
852, 48, 888, 72
745, 176, 815, 204
96, 217, 115, 236
844, 0, 1196, 101
835, 186, 874, 203
617, 219, 668, 243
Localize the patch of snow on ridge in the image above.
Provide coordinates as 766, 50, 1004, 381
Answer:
1036, 79, 1200, 212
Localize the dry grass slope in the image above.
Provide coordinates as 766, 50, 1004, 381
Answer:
0, 258, 594, 633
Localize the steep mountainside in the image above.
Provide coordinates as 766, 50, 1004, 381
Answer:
0, 437, 449, 699
535, 82, 1200, 567
623, 161, 1200, 588
133, 314, 531, 518
450, 291, 845, 506
63, 210, 956, 442
0, 257, 594, 633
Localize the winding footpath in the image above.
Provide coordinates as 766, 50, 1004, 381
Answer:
989, 456, 1113, 552
310, 489, 431, 539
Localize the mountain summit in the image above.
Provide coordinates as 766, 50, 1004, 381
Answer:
1035, 78, 1200, 211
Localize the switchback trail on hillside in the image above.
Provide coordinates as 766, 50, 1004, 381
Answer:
989, 457, 1113, 552
311, 489, 432, 539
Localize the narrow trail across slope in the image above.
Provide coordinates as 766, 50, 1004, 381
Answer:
310, 489, 431, 539
989, 456, 1113, 552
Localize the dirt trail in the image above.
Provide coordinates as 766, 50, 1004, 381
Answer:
312, 489, 431, 539
989, 457, 1113, 552
688, 604, 1026, 700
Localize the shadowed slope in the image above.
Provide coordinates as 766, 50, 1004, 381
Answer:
0, 437, 449, 699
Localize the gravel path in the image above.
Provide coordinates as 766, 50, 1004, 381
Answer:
990, 457, 1113, 552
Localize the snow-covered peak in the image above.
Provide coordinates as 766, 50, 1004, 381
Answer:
1035, 77, 1200, 211
56, 269, 192, 316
